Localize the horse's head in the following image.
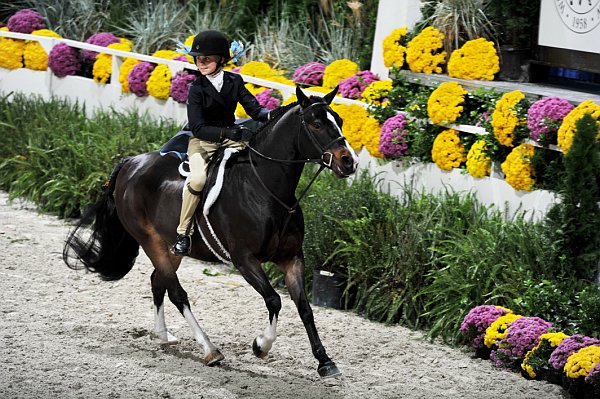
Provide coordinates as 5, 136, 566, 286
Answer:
295, 86, 358, 178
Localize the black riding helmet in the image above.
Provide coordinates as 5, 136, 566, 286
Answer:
189, 30, 231, 60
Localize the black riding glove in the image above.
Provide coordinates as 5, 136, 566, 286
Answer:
220, 126, 245, 142
221, 126, 254, 142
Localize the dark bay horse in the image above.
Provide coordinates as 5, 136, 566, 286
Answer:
63, 86, 358, 377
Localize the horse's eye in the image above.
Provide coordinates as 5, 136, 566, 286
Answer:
312, 122, 321, 129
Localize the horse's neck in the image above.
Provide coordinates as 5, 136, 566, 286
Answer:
251, 112, 304, 198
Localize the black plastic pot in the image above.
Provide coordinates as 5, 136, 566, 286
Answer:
312, 270, 345, 309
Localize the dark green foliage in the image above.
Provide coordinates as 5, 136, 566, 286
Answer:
544, 113, 600, 281
0, 93, 176, 218
485, 0, 541, 47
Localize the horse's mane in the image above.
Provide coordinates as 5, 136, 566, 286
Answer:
250, 101, 298, 146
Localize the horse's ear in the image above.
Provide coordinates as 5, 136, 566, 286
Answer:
296, 86, 311, 108
322, 85, 339, 105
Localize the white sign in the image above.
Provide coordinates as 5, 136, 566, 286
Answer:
539, 0, 600, 54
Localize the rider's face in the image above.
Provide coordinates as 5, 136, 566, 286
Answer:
195, 55, 220, 75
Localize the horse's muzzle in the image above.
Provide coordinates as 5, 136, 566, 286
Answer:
331, 148, 358, 177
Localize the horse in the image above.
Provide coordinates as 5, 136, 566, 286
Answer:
63, 86, 358, 378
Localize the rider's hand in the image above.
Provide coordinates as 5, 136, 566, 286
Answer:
220, 126, 244, 142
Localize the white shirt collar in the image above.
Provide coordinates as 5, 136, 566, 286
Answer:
206, 69, 224, 92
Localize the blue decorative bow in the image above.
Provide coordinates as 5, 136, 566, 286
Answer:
230, 40, 245, 64
176, 40, 191, 55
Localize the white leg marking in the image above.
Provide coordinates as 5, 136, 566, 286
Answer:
256, 315, 278, 354
182, 305, 218, 355
154, 303, 178, 344
327, 112, 359, 166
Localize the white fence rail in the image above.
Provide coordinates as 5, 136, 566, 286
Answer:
0, 31, 558, 221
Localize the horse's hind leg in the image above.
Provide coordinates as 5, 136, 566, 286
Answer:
280, 255, 340, 378
146, 245, 224, 366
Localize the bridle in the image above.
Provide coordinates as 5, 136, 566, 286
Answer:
246, 102, 346, 216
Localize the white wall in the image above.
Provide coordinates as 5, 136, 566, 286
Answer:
370, 0, 422, 79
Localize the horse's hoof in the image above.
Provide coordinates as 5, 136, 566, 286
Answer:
317, 361, 341, 378
205, 349, 224, 366
252, 337, 268, 359
156, 331, 179, 345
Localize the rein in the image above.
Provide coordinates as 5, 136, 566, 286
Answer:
246, 102, 344, 236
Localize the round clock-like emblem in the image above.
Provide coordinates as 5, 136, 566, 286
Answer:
555, 0, 600, 33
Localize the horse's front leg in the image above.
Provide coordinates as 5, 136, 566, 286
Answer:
281, 255, 340, 378
232, 254, 281, 358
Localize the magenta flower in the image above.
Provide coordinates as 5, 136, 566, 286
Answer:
292, 62, 326, 86
173, 55, 190, 63
81, 32, 120, 64
170, 70, 196, 103
378, 114, 410, 159
549, 334, 600, 371
585, 359, 600, 386
490, 316, 553, 370
339, 70, 379, 99
527, 96, 574, 143
460, 305, 511, 349
255, 89, 281, 110
7, 9, 46, 34
128, 62, 155, 97
48, 43, 81, 77
230, 67, 241, 74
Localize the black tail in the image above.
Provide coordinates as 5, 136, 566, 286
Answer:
63, 159, 139, 281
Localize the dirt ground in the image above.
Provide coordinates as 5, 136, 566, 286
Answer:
0, 191, 570, 398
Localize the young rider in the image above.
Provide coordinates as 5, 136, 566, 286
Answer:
172, 30, 270, 256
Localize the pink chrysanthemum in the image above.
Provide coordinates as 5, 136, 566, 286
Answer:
255, 89, 281, 110
128, 62, 155, 97
170, 70, 196, 103
7, 9, 46, 34
527, 96, 574, 142
292, 62, 326, 86
459, 305, 511, 349
339, 70, 380, 99
82, 32, 120, 64
47, 43, 81, 77
378, 114, 410, 159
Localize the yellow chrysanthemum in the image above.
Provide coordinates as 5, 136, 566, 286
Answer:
361, 80, 392, 106
0, 27, 25, 69
447, 38, 499, 81
427, 81, 467, 125
240, 61, 280, 80
147, 64, 172, 100
564, 345, 600, 379
119, 58, 140, 93
521, 332, 569, 379
23, 29, 62, 71
93, 41, 133, 84
363, 117, 383, 158
466, 140, 491, 178
484, 313, 522, 348
431, 129, 467, 171
323, 59, 359, 89
557, 100, 600, 154
406, 26, 447, 74
382, 27, 408, 68
501, 144, 536, 191
491, 90, 526, 147
330, 103, 369, 151
151, 49, 181, 60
